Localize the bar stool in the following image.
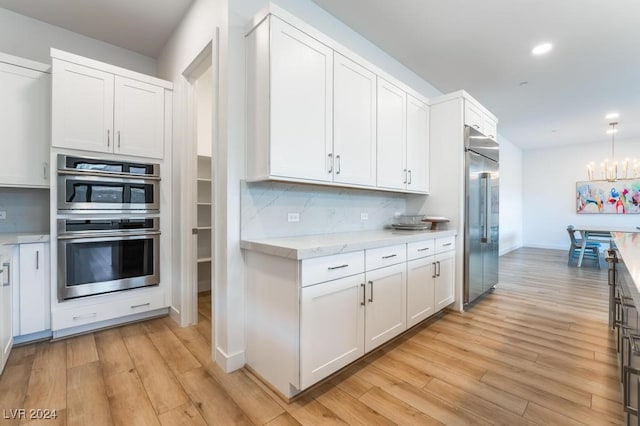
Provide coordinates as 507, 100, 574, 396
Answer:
625, 334, 640, 425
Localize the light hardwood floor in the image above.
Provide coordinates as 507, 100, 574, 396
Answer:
0, 248, 623, 425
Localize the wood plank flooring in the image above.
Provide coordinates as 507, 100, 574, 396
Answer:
0, 248, 623, 425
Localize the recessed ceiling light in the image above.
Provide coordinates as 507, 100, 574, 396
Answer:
605, 112, 619, 119
532, 43, 552, 55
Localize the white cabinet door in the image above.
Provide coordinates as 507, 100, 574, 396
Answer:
52, 60, 114, 153
406, 256, 436, 328
406, 95, 429, 193
376, 78, 406, 190
270, 17, 333, 182
483, 115, 497, 141
333, 53, 376, 186
18, 243, 49, 335
114, 76, 165, 159
434, 250, 455, 312
0, 62, 50, 188
464, 100, 482, 132
0, 257, 12, 374
364, 262, 406, 352
300, 274, 365, 389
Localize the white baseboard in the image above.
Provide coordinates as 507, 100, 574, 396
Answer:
215, 346, 245, 373
169, 306, 180, 325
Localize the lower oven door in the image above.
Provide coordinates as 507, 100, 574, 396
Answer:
58, 232, 160, 301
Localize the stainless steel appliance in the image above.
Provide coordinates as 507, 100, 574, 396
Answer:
464, 126, 499, 305
57, 154, 160, 212
57, 217, 160, 300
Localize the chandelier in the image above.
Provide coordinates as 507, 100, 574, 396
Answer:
586, 122, 639, 181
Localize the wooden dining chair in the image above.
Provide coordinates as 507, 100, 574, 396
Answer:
567, 225, 601, 268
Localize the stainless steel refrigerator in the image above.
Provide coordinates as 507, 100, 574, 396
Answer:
464, 125, 499, 306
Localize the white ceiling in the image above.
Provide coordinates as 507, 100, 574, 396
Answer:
1, 0, 638, 150
0, 0, 194, 58
312, 0, 640, 150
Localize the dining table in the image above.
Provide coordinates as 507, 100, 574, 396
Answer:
574, 225, 640, 267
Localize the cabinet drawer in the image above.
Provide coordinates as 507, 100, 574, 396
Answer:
407, 239, 436, 261
301, 251, 365, 287
435, 237, 456, 253
52, 290, 165, 331
366, 244, 407, 271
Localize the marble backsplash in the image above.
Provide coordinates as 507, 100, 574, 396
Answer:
0, 188, 50, 233
241, 181, 409, 240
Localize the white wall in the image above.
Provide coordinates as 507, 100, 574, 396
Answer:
0, 7, 156, 74
499, 135, 524, 254
195, 66, 213, 157
523, 137, 640, 249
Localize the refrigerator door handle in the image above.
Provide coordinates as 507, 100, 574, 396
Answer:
482, 172, 489, 243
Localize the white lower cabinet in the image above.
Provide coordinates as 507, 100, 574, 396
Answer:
11, 242, 51, 341
246, 233, 456, 398
300, 273, 365, 389
406, 256, 436, 328
434, 249, 455, 311
0, 251, 13, 374
364, 262, 406, 352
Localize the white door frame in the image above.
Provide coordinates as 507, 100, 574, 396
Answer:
181, 41, 214, 327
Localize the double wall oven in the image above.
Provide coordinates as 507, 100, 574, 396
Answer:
57, 155, 161, 301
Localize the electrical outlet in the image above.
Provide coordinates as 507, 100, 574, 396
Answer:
0, 211, 6, 220
287, 213, 300, 223
360, 212, 369, 220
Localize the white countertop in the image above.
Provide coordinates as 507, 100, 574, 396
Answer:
241, 229, 457, 260
0, 233, 50, 246
612, 231, 640, 291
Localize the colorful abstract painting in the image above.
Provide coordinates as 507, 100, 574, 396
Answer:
576, 179, 640, 214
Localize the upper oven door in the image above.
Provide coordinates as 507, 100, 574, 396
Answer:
57, 174, 160, 211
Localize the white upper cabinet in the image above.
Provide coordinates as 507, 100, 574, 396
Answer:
376, 78, 406, 190
246, 10, 430, 194
265, 16, 333, 182
0, 57, 50, 188
51, 50, 170, 159
464, 98, 497, 141
377, 79, 429, 193
406, 95, 430, 193
52, 60, 114, 154
333, 53, 377, 187
113, 76, 165, 158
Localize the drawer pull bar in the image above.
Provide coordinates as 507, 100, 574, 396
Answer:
327, 264, 349, 270
442, 242, 453, 247
368, 280, 374, 303
131, 302, 151, 309
360, 283, 366, 306
382, 254, 397, 259
417, 248, 430, 252
73, 313, 97, 320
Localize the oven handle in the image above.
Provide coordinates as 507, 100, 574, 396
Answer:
58, 231, 161, 240
58, 169, 161, 181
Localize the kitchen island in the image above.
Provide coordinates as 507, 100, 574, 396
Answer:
242, 229, 457, 399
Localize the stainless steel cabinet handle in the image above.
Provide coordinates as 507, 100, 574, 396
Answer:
73, 313, 97, 320
408, 170, 412, 185
107, 129, 110, 147
328, 264, 349, 271
360, 283, 366, 306
328, 153, 333, 173
118, 130, 121, 148
417, 248, 429, 252
1, 262, 8, 287
432, 262, 437, 278
437, 261, 441, 277
336, 155, 341, 174
382, 254, 397, 259
443, 242, 452, 247
36, 251, 39, 270
43, 162, 48, 180
403, 169, 407, 184
131, 302, 151, 309
488, 134, 495, 140
473, 124, 480, 129
368, 280, 374, 303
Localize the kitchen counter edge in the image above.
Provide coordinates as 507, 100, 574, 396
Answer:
241, 229, 458, 260
0, 233, 50, 246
